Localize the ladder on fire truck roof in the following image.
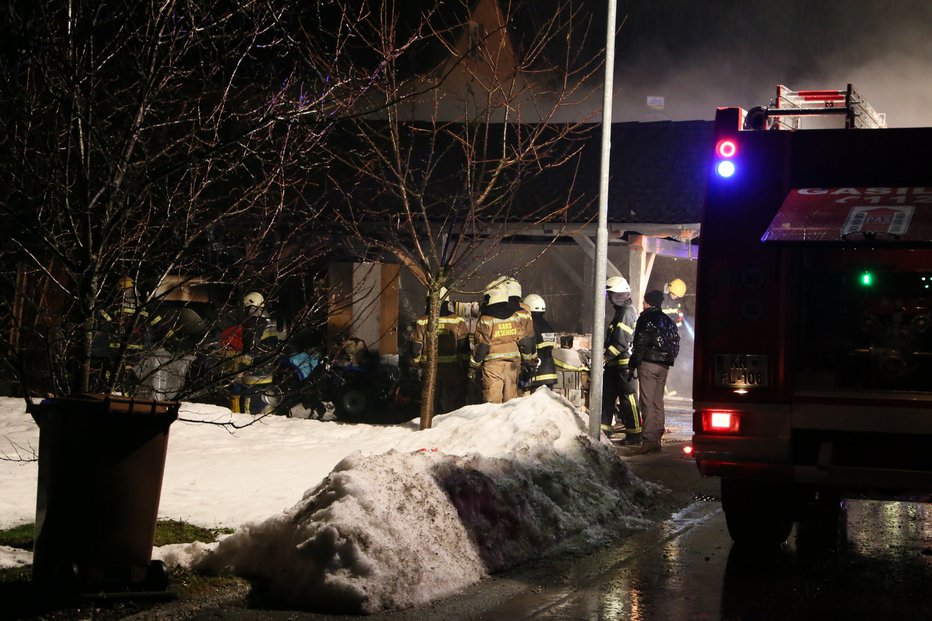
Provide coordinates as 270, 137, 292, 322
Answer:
744, 84, 887, 130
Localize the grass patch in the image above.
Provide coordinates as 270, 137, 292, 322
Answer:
153, 519, 234, 547
0, 519, 233, 554
0, 520, 247, 619
0, 523, 33, 550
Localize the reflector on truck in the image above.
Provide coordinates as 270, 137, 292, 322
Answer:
761, 188, 932, 242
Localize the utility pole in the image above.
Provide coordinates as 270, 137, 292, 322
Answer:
588, 0, 618, 439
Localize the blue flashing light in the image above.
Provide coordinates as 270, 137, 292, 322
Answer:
716, 160, 736, 178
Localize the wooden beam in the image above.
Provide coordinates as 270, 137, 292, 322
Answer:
571, 235, 621, 278
379, 264, 401, 355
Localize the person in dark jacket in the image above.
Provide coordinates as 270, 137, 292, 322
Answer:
620, 289, 680, 455
602, 276, 642, 444
521, 293, 558, 392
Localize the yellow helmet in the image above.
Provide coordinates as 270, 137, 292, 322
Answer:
119, 276, 135, 289
666, 278, 687, 298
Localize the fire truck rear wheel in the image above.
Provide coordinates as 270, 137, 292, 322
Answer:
721, 478, 794, 547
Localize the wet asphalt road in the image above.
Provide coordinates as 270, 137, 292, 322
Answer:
472, 495, 932, 621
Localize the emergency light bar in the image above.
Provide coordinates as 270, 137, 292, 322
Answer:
714, 138, 738, 178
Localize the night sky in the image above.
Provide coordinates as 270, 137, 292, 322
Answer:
601, 0, 932, 127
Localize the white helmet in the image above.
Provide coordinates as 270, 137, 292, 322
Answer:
523, 293, 546, 312
484, 278, 509, 305
439, 286, 449, 301
606, 276, 631, 293
504, 277, 522, 299
243, 291, 265, 308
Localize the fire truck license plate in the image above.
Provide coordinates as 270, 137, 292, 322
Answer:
714, 354, 768, 388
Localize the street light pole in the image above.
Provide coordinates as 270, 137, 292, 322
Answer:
588, 0, 618, 439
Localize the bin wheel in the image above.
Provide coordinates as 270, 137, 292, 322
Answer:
144, 560, 170, 591
52, 561, 81, 597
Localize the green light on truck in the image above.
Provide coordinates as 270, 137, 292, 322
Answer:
860, 271, 874, 287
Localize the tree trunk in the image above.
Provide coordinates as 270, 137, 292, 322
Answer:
418, 285, 443, 430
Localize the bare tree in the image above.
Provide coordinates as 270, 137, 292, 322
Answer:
0, 0, 381, 405
324, 0, 602, 428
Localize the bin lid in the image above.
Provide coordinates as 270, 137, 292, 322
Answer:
27, 393, 180, 423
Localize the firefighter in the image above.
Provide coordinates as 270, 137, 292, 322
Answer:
505, 277, 532, 312
522, 293, 558, 392
503, 277, 536, 392
661, 277, 688, 398
619, 290, 681, 455
234, 291, 286, 414
468, 278, 537, 403
408, 287, 470, 413
662, 278, 687, 328
92, 276, 163, 392
602, 276, 642, 444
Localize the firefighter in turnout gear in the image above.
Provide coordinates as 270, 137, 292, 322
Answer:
505, 277, 532, 313
662, 278, 686, 328
522, 294, 558, 391
233, 291, 286, 414
469, 278, 537, 403
602, 276, 642, 444
503, 277, 537, 391
92, 275, 164, 392
409, 287, 470, 413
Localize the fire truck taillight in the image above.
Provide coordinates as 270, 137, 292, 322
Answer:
702, 410, 740, 433
714, 138, 738, 178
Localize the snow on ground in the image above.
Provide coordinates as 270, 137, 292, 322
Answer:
0, 389, 663, 614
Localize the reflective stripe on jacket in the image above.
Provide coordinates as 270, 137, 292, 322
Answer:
470, 302, 536, 368
410, 314, 470, 365
604, 302, 637, 367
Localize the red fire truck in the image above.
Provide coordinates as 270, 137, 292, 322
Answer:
691, 85, 932, 545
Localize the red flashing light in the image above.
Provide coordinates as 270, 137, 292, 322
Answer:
682, 444, 694, 456
701, 410, 740, 433
715, 139, 737, 158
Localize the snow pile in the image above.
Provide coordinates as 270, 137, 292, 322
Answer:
193, 391, 657, 614
0, 389, 660, 613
